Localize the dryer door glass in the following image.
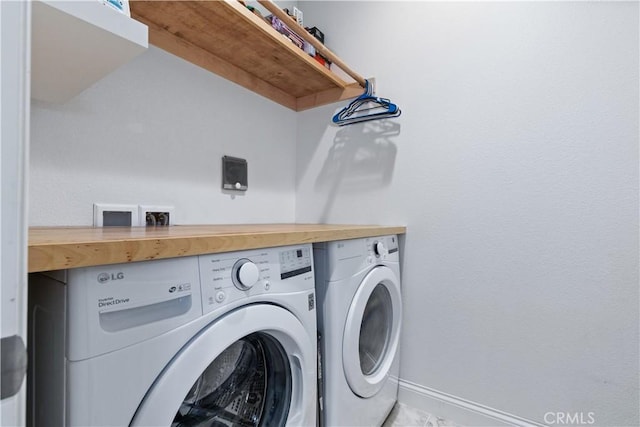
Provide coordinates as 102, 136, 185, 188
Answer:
172, 332, 291, 427
342, 265, 402, 398
359, 284, 393, 375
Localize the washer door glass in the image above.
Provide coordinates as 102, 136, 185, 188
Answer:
173, 333, 291, 427
131, 304, 315, 427
359, 284, 393, 376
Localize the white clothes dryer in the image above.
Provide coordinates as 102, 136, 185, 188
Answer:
28, 244, 317, 427
314, 235, 402, 427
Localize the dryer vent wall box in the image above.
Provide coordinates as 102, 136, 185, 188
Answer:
222, 156, 248, 191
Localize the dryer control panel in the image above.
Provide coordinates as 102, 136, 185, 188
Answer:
317, 235, 400, 282
368, 235, 399, 261
198, 244, 314, 315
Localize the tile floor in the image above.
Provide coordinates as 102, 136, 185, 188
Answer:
382, 403, 459, 427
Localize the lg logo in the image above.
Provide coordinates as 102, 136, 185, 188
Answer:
544, 412, 595, 425
97, 272, 125, 283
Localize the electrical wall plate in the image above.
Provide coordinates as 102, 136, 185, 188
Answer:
139, 205, 175, 226
368, 77, 377, 95
222, 156, 248, 192
93, 203, 137, 227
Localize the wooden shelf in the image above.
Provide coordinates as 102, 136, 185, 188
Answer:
129, 0, 364, 111
31, 0, 148, 103
28, 224, 406, 272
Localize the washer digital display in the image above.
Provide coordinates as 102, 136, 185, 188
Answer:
279, 247, 312, 279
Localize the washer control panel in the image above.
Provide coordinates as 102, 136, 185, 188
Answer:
279, 247, 312, 279
198, 244, 314, 314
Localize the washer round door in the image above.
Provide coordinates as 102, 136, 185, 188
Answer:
131, 304, 315, 427
342, 266, 402, 398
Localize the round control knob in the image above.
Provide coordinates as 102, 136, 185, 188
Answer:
374, 241, 388, 257
232, 259, 259, 290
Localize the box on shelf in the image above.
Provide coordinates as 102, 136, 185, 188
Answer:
303, 41, 315, 57
267, 15, 328, 63
314, 53, 331, 69
269, 15, 304, 50
305, 26, 324, 44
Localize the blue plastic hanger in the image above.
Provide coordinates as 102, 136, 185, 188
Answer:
332, 80, 401, 126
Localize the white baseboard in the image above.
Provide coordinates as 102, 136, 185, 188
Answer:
398, 379, 546, 427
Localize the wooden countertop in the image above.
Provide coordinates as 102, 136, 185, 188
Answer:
29, 224, 406, 272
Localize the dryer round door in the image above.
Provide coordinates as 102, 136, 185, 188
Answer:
131, 304, 315, 427
342, 266, 402, 398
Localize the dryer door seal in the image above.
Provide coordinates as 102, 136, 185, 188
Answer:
131, 304, 315, 427
342, 266, 402, 398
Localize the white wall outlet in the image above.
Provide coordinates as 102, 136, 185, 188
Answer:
139, 205, 175, 226
93, 203, 137, 227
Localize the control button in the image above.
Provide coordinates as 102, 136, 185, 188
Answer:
264, 281, 271, 290
374, 241, 388, 257
215, 291, 226, 303
232, 259, 260, 290
235, 182, 242, 190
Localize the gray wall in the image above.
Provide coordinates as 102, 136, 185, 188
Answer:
30, 46, 297, 225
29, 2, 639, 425
295, 2, 639, 426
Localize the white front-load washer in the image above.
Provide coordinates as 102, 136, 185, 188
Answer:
314, 235, 402, 427
28, 244, 317, 427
